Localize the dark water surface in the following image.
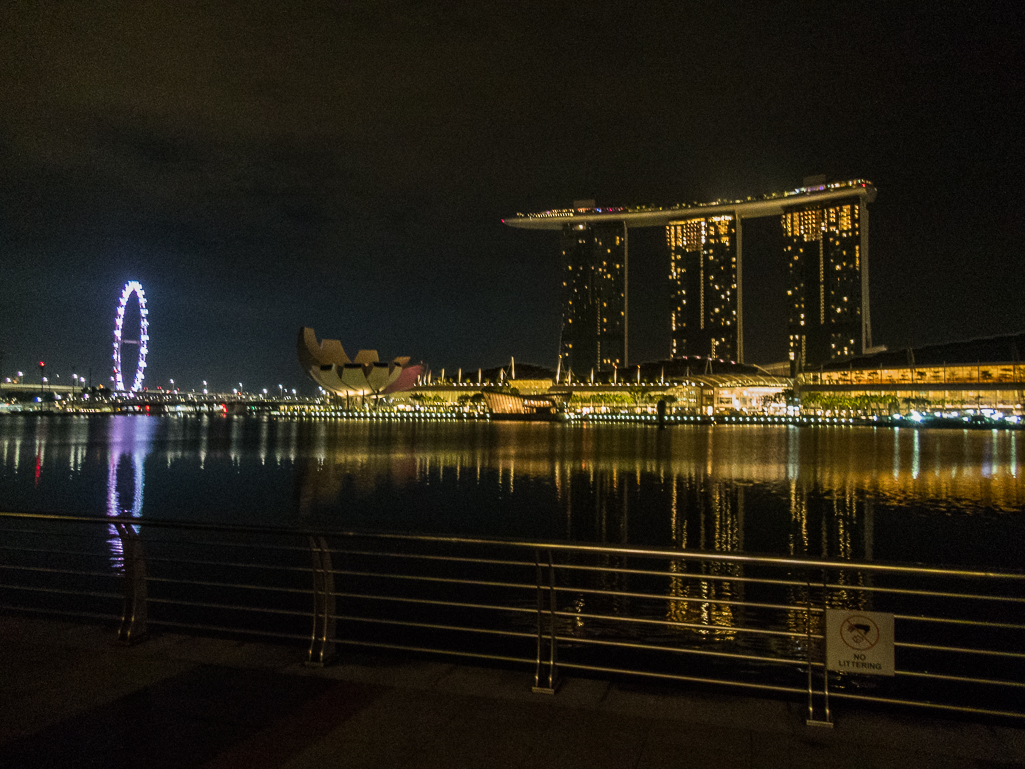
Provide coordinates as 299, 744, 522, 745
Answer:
0, 414, 1021, 568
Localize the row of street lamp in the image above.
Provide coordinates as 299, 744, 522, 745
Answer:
4, 370, 300, 398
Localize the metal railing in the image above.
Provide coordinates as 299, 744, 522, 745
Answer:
1, 511, 1023, 724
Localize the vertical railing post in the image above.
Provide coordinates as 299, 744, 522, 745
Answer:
114, 522, 148, 645
546, 548, 559, 690
820, 569, 832, 723
806, 569, 833, 727
804, 575, 816, 723
533, 547, 559, 694
307, 535, 336, 667
533, 548, 545, 689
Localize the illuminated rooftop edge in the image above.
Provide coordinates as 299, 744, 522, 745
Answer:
503, 180, 877, 230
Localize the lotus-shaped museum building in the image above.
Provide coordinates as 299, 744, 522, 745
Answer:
297, 327, 423, 396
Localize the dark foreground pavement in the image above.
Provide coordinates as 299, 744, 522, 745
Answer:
1, 616, 1023, 769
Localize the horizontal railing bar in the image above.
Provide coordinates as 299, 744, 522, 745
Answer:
146, 619, 310, 642
895, 670, 1025, 689
554, 584, 821, 614
5, 512, 1022, 581
0, 564, 119, 579
147, 598, 310, 618
322, 547, 534, 571
555, 561, 811, 589
332, 638, 533, 667
896, 642, 1025, 659
0, 524, 314, 556
330, 613, 537, 641
894, 614, 1025, 631
146, 576, 312, 596
825, 581, 1025, 604
0, 527, 109, 541
0, 604, 120, 622
829, 691, 1024, 720
0, 531, 311, 560
325, 568, 535, 593
331, 591, 536, 615
554, 609, 815, 639
0, 584, 121, 600
556, 661, 807, 696
0, 545, 120, 560
6, 559, 1015, 622
148, 540, 309, 556
146, 556, 309, 573
555, 634, 808, 666
5, 508, 1025, 722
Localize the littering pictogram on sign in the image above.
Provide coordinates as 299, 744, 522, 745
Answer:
825, 609, 894, 676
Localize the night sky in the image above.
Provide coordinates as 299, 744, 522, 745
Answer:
2, 1, 1023, 393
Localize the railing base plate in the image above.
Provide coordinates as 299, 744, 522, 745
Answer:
305, 655, 335, 668
117, 632, 148, 647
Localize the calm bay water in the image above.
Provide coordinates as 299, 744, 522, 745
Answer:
0, 414, 1022, 569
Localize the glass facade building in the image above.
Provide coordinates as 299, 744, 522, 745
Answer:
505, 180, 875, 372
559, 221, 627, 376
667, 215, 739, 361
782, 198, 864, 372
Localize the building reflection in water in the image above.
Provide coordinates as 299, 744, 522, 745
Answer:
229, 418, 243, 465
2, 421, 24, 474
0, 415, 95, 479
292, 422, 1021, 554
1, 417, 1022, 640
199, 415, 209, 469
291, 422, 1025, 646
666, 475, 743, 641
106, 416, 155, 569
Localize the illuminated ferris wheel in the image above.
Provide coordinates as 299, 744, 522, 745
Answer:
112, 281, 149, 392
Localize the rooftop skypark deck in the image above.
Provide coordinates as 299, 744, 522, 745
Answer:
502, 179, 877, 229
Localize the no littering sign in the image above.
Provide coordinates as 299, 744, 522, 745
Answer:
825, 609, 895, 676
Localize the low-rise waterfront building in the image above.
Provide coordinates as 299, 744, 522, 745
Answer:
798, 332, 1025, 415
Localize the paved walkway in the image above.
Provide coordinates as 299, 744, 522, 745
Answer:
1, 616, 1023, 768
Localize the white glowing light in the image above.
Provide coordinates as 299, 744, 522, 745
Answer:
112, 280, 149, 392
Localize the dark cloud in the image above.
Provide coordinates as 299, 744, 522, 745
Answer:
1, 1, 1023, 389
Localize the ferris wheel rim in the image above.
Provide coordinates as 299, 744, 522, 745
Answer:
112, 280, 149, 392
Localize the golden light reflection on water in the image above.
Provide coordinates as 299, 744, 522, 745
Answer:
285, 422, 1020, 636
2, 416, 1021, 566
3, 417, 1020, 524
2, 418, 1020, 638
291, 423, 1023, 516
666, 478, 741, 639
